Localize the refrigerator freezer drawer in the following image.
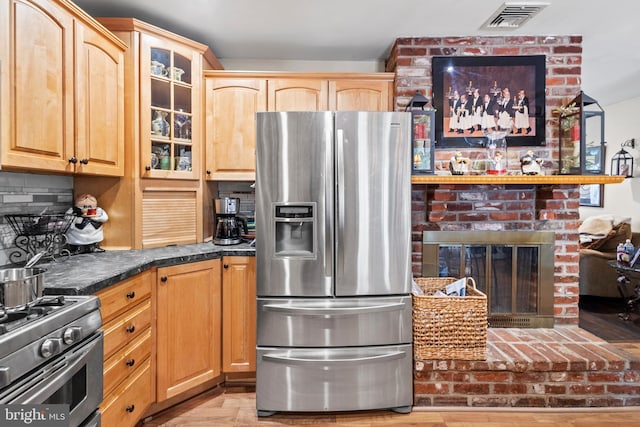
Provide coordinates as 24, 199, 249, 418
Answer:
256, 344, 412, 413
257, 296, 412, 347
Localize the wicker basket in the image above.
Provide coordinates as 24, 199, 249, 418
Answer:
412, 277, 487, 360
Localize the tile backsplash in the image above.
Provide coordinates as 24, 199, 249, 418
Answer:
0, 176, 254, 265
217, 181, 255, 218
0, 171, 74, 266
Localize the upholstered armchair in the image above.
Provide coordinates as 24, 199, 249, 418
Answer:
579, 219, 638, 297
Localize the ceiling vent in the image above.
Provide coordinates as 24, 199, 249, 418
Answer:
481, 2, 549, 30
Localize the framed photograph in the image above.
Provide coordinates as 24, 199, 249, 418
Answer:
432, 55, 546, 149
579, 184, 604, 207
585, 145, 605, 173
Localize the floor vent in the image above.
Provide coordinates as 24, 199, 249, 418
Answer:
489, 315, 553, 328
481, 2, 550, 30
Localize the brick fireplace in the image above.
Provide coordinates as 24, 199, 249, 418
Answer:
386, 36, 640, 409
386, 35, 584, 325
412, 183, 581, 325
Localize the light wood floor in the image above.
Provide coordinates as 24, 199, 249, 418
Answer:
142, 388, 640, 426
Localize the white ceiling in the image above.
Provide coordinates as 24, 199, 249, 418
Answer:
73, 0, 640, 106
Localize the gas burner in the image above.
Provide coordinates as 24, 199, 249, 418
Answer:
0, 311, 35, 335
35, 295, 66, 308
0, 296, 68, 335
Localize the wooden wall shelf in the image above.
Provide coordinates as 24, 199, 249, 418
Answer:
411, 175, 625, 185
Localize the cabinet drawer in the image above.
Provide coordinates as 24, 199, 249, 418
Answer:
256, 344, 412, 413
257, 296, 412, 347
97, 271, 152, 323
103, 328, 152, 396
103, 299, 151, 359
100, 358, 152, 427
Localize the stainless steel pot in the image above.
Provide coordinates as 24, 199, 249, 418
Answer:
0, 267, 45, 311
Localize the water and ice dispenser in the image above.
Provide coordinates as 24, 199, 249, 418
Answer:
274, 204, 315, 256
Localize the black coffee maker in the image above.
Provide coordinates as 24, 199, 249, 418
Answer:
213, 198, 247, 245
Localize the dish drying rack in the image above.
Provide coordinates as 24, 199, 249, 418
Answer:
4, 214, 76, 264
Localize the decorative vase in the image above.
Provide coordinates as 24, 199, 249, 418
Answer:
151, 110, 170, 137
484, 130, 509, 175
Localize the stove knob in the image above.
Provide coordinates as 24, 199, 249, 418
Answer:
0, 367, 10, 388
40, 339, 62, 358
63, 327, 82, 345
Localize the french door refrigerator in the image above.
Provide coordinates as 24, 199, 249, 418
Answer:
255, 111, 413, 416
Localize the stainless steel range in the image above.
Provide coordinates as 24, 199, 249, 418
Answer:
0, 295, 103, 427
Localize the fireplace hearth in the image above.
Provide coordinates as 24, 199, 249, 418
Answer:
422, 230, 555, 328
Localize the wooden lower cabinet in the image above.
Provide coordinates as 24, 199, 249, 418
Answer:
102, 299, 152, 359
101, 358, 153, 427
97, 256, 254, 424
96, 270, 154, 427
222, 256, 256, 373
156, 259, 222, 401
103, 328, 152, 396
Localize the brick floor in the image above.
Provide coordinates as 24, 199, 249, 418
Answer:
414, 326, 640, 407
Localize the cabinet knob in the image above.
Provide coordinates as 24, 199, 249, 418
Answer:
145, 165, 151, 171
126, 291, 135, 299
125, 405, 135, 413
68, 157, 78, 164
79, 158, 89, 165
125, 358, 135, 367
223, 264, 229, 269
125, 325, 135, 334
206, 169, 211, 175
160, 276, 168, 282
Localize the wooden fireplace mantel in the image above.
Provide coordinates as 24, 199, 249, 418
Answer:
411, 175, 625, 185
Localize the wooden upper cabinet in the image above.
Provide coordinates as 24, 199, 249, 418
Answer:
139, 32, 203, 180
267, 79, 328, 111
0, 0, 125, 175
203, 71, 394, 181
329, 79, 392, 111
75, 18, 221, 250
205, 78, 266, 181
1, 0, 74, 172
75, 21, 125, 176
96, 17, 224, 181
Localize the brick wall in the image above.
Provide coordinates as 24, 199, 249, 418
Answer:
386, 35, 582, 144
388, 36, 583, 324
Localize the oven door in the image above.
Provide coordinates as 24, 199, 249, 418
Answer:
1, 331, 103, 427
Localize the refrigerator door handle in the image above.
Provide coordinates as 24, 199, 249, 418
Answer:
324, 127, 333, 279
262, 351, 406, 366
262, 301, 407, 316
336, 128, 345, 279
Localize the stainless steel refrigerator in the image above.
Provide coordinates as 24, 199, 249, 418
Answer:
255, 111, 413, 416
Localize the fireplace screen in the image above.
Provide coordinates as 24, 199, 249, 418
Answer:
423, 231, 555, 328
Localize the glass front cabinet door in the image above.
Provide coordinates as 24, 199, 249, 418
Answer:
411, 110, 435, 175
142, 35, 201, 179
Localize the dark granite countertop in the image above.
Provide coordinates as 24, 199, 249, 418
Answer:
39, 242, 255, 296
